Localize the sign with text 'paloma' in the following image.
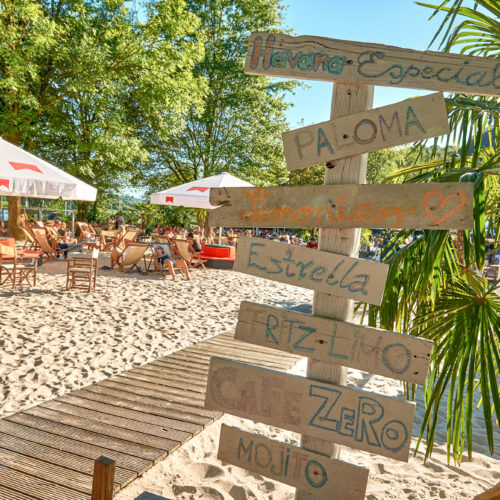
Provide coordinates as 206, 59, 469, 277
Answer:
245, 33, 500, 96
235, 301, 433, 385
233, 237, 388, 305
205, 357, 415, 461
210, 183, 474, 230
283, 92, 449, 171
218, 424, 369, 500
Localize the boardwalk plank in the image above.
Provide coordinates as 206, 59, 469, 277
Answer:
0, 485, 34, 500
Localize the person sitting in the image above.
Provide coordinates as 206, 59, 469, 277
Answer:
81, 223, 104, 248
154, 245, 190, 280
306, 238, 318, 249
187, 232, 202, 256
54, 220, 73, 259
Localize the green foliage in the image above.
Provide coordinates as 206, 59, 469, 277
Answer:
363, 1, 500, 463
138, 0, 297, 194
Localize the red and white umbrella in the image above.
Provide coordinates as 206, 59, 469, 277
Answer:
0, 137, 97, 201
150, 172, 253, 209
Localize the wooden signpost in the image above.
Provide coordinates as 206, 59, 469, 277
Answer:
245, 32, 500, 96
233, 236, 389, 305
235, 301, 433, 385
218, 424, 369, 499
205, 357, 415, 461
209, 183, 474, 230
282, 92, 449, 171
201, 28, 486, 499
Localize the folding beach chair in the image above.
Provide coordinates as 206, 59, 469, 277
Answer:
112, 242, 149, 272
31, 227, 58, 260
174, 239, 207, 271
0, 245, 37, 289
19, 226, 40, 250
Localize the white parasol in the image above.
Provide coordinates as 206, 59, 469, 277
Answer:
150, 172, 253, 209
0, 137, 97, 201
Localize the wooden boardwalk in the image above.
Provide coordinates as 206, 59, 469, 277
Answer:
0, 331, 302, 499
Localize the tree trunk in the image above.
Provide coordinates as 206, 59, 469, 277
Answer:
7, 196, 24, 240
76, 201, 89, 221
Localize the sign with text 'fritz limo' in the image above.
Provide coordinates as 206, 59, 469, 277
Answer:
209, 183, 474, 230
233, 237, 389, 306
282, 92, 449, 171
235, 301, 433, 385
244, 32, 500, 96
205, 357, 415, 462
218, 424, 369, 500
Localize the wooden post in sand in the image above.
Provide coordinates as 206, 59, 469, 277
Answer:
294, 83, 373, 499
91, 456, 115, 500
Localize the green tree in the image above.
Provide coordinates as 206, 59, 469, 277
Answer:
0, 0, 204, 229
139, 0, 297, 197
363, 0, 500, 463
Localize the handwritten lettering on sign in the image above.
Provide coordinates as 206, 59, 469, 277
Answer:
233, 237, 388, 306
205, 357, 415, 461
235, 301, 433, 385
244, 33, 500, 96
218, 425, 369, 499
209, 183, 474, 231
283, 93, 449, 171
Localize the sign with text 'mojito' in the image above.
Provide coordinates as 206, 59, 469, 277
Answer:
233, 237, 388, 306
205, 357, 415, 462
282, 92, 449, 171
235, 301, 433, 385
218, 424, 369, 499
244, 32, 500, 96
209, 183, 474, 230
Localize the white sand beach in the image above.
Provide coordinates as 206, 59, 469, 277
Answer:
1, 259, 499, 499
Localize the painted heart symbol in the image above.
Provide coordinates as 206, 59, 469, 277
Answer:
423, 190, 466, 226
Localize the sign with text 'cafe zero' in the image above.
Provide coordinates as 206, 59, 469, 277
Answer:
205, 357, 416, 462
245, 33, 500, 96
233, 237, 389, 306
218, 424, 369, 500
209, 183, 474, 230
282, 92, 449, 171
235, 301, 433, 385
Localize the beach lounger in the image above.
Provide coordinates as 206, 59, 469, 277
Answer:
174, 239, 207, 271
76, 221, 103, 250
31, 226, 58, 260
112, 242, 149, 272
19, 226, 39, 250
66, 248, 99, 292
0, 245, 37, 289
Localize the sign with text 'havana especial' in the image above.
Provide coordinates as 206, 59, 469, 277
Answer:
245, 33, 500, 96
282, 92, 449, 171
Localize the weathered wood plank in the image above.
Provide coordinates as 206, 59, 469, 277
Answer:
218, 425, 368, 500
235, 301, 433, 385
233, 237, 388, 306
0, 418, 147, 476
209, 183, 474, 230
0, 485, 34, 500
244, 32, 500, 96
205, 357, 415, 461
283, 92, 449, 170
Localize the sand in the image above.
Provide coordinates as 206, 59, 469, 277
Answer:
1, 257, 499, 499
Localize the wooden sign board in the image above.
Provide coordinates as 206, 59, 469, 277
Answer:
210, 183, 474, 230
283, 92, 449, 171
218, 424, 369, 499
205, 357, 415, 461
245, 32, 500, 97
233, 237, 388, 306
235, 301, 433, 385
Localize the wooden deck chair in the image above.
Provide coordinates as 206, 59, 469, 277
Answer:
20, 226, 39, 250
174, 239, 207, 271
45, 225, 63, 244
112, 242, 149, 272
0, 245, 37, 289
66, 248, 99, 292
76, 222, 103, 250
31, 227, 57, 260
100, 229, 118, 251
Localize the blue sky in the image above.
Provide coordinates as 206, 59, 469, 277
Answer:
281, 0, 445, 127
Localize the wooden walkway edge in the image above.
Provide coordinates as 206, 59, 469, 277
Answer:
0, 332, 302, 499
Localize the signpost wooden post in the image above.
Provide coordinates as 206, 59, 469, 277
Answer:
200, 29, 488, 499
